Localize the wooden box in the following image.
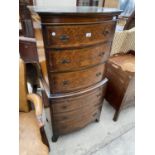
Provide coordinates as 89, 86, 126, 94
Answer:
105, 53, 135, 121
19, 37, 38, 62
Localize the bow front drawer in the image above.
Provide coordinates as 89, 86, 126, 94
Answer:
46, 42, 111, 72
43, 21, 116, 48
49, 63, 105, 93
51, 86, 104, 113
50, 82, 107, 135
53, 108, 100, 134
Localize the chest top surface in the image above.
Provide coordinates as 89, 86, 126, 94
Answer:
29, 6, 122, 15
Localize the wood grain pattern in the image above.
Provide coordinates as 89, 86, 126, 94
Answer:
53, 112, 98, 134
43, 21, 116, 49
53, 105, 101, 123
39, 14, 114, 24
28, 6, 122, 24
51, 86, 104, 113
46, 42, 111, 72
50, 83, 106, 135
49, 63, 106, 93
29, 7, 122, 141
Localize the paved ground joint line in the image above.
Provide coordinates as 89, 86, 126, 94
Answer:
85, 126, 135, 155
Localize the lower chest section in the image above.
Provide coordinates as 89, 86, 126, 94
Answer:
50, 82, 107, 135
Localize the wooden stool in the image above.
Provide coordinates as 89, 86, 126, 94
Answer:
105, 53, 135, 121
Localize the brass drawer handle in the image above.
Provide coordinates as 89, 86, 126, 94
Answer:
61, 59, 71, 64
60, 35, 69, 41
62, 105, 67, 109
63, 116, 68, 120
103, 30, 110, 36
98, 52, 105, 57
96, 72, 102, 77
62, 80, 69, 86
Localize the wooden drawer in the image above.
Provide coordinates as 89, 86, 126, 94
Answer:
53, 109, 100, 134
50, 81, 107, 135
51, 86, 104, 113
43, 21, 116, 48
46, 42, 111, 72
49, 63, 106, 93
53, 104, 101, 122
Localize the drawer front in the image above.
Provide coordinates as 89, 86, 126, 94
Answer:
53, 104, 101, 122
51, 86, 104, 113
49, 63, 105, 93
46, 42, 111, 72
53, 108, 100, 134
50, 79, 107, 135
43, 21, 116, 48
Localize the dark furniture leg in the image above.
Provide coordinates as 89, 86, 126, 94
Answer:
95, 111, 101, 122
113, 110, 120, 122
52, 135, 59, 142
95, 106, 103, 122
95, 118, 100, 122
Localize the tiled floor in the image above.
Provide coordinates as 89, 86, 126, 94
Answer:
43, 100, 135, 155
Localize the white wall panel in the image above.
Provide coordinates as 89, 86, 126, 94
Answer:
36, 0, 76, 7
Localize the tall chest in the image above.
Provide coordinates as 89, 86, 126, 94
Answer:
30, 6, 122, 142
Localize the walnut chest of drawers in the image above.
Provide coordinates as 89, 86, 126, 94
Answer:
29, 6, 122, 142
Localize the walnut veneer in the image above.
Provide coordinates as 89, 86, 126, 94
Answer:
29, 6, 122, 142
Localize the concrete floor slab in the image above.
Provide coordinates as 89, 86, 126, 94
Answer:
90, 128, 135, 155
44, 100, 135, 155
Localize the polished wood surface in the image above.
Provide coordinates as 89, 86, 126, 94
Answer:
49, 63, 106, 93
50, 80, 107, 136
46, 42, 111, 72
40, 76, 108, 99
36, 10, 120, 94
43, 21, 116, 49
29, 7, 122, 142
29, 6, 122, 24
51, 85, 105, 113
